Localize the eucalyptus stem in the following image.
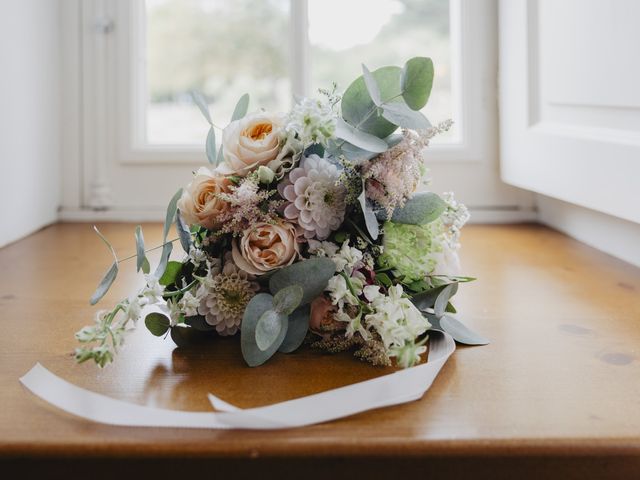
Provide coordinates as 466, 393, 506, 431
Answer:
162, 279, 198, 298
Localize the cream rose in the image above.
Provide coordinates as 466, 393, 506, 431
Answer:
232, 221, 300, 276
177, 167, 232, 230
218, 112, 284, 176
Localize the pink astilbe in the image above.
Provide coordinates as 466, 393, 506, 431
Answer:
361, 129, 427, 218
216, 177, 283, 236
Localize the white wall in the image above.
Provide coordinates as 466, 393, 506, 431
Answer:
0, 0, 60, 247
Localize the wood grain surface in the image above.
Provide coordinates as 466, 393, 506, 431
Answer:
1, 222, 639, 478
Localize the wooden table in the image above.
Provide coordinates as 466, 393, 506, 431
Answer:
1, 223, 639, 479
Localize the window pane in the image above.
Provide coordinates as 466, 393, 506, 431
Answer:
308, 0, 455, 142
145, 0, 291, 145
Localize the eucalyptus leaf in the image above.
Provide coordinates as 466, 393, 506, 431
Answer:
141, 257, 150, 275
89, 262, 118, 306
163, 188, 183, 242
358, 181, 379, 240
89, 226, 119, 305
145, 312, 170, 336
272, 285, 304, 315
327, 139, 378, 162
190, 91, 212, 125
154, 241, 173, 278
362, 64, 382, 106
334, 118, 388, 153
278, 304, 311, 353
440, 314, 490, 345
231, 93, 250, 121
434, 283, 459, 318
341, 65, 402, 138
241, 293, 288, 367
205, 126, 217, 165
304, 143, 325, 158
423, 312, 442, 331
255, 309, 286, 351
411, 285, 448, 311
159, 260, 182, 286
269, 258, 336, 306
377, 192, 446, 225
401, 57, 434, 110
175, 210, 192, 254
381, 102, 431, 130
134, 225, 148, 273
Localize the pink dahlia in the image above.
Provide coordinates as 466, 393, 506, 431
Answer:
278, 155, 347, 240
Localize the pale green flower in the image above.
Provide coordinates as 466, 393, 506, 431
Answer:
378, 221, 444, 282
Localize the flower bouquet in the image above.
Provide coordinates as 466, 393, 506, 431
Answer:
75, 57, 487, 370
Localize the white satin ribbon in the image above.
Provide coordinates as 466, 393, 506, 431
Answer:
19, 331, 455, 430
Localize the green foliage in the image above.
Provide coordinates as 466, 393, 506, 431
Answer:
440, 315, 490, 345
401, 57, 434, 110
272, 285, 304, 315
205, 126, 216, 164
358, 180, 380, 240
159, 261, 183, 286
241, 293, 289, 367
191, 90, 212, 124
378, 192, 446, 225
434, 282, 458, 318
175, 210, 192, 253
278, 304, 311, 353
145, 312, 171, 336
255, 309, 286, 351
231, 93, 250, 121
341, 66, 402, 138
154, 188, 182, 278
89, 226, 119, 305
334, 118, 388, 153
269, 258, 336, 306
134, 225, 150, 274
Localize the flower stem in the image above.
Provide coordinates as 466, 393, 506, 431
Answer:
117, 237, 180, 264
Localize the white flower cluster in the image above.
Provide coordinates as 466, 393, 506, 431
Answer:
440, 191, 470, 250
312, 238, 431, 367
285, 97, 336, 149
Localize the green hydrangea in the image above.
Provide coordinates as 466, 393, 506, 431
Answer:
378, 221, 444, 282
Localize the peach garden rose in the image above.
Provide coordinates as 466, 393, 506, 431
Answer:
177, 167, 232, 230
231, 221, 300, 276
218, 112, 284, 177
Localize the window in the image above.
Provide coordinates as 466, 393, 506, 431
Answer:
71, 0, 505, 214
143, 0, 456, 146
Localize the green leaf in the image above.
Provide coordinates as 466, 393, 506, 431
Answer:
278, 304, 311, 353
334, 118, 388, 153
378, 192, 447, 225
381, 102, 431, 130
145, 312, 170, 336
205, 126, 216, 164
341, 65, 402, 138
89, 226, 119, 305
358, 181, 379, 240
175, 210, 192, 253
446, 302, 457, 314
231, 93, 250, 121
159, 260, 182, 286
255, 309, 286, 351
241, 293, 288, 367
154, 241, 173, 279
362, 64, 382, 106
163, 189, 183, 242
190, 91, 212, 124
434, 283, 459, 318
376, 272, 392, 287
134, 225, 148, 273
269, 258, 336, 306
272, 284, 304, 315
141, 257, 150, 275
401, 57, 434, 110
90, 262, 118, 306
440, 314, 490, 345
411, 284, 449, 311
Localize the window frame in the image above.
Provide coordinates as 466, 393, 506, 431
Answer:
73, 0, 503, 212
